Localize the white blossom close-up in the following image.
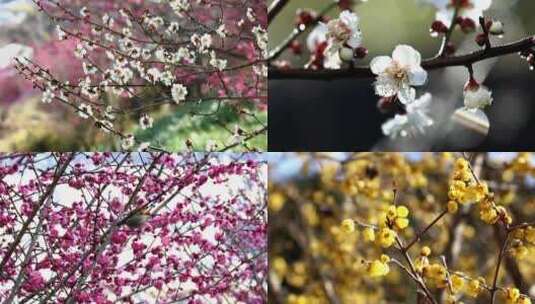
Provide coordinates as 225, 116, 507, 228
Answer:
464, 80, 493, 109
382, 91, 434, 138
324, 10, 362, 50
171, 83, 188, 104
371, 45, 428, 104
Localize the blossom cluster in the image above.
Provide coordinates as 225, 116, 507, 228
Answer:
0, 152, 267, 303
269, 152, 535, 303
13, 0, 267, 151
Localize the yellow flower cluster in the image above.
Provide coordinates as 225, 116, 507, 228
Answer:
269, 153, 535, 303
449, 158, 489, 205
422, 263, 448, 288
503, 287, 532, 304
479, 195, 512, 225
509, 226, 535, 259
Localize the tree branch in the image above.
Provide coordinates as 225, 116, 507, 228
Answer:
268, 0, 290, 24
269, 36, 535, 80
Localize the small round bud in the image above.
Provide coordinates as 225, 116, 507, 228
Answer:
430, 20, 448, 34
295, 9, 316, 27
489, 20, 504, 35
339, 47, 354, 62
460, 18, 476, 33
420, 246, 431, 257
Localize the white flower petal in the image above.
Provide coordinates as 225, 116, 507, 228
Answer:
392, 44, 421, 68
397, 85, 416, 104
370, 56, 393, 75
374, 74, 398, 97
306, 24, 328, 52
408, 67, 428, 86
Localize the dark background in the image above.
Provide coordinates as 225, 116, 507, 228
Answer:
268, 0, 535, 151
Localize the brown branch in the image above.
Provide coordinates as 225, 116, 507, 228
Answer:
404, 210, 448, 251
490, 226, 510, 304
268, 0, 290, 24
269, 36, 535, 80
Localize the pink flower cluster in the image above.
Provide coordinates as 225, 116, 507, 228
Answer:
0, 152, 267, 303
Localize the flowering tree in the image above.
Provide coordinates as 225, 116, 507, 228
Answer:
268, 0, 535, 144
13, 0, 267, 151
0, 152, 267, 303
269, 152, 535, 304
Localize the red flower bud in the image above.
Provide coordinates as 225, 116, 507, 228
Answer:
354, 46, 368, 59
430, 20, 448, 34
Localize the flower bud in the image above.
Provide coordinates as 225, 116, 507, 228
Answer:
295, 9, 316, 27
430, 20, 448, 34
339, 46, 354, 62
489, 20, 504, 35
459, 17, 476, 33
353, 46, 368, 59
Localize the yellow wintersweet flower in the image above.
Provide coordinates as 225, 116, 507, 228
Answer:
466, 277, 484, 298
384, 204, 410, 230
362, 227, 375, 242
367, 259, 390, 277
450, 274, 464, 294
504, 287, 520, 304
376, 228, 396, 248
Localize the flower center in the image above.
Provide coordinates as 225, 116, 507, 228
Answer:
386, 62, 407, 83
328, 20, 352, 44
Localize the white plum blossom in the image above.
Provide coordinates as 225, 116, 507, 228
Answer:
171, 83, 188, 104
169, 0, 190, 16
306, 10, 362, 68
121, 134, 135, 150
324, 10, 362, 51
41, 89, 54, 104
252, 26, 268, 57
463, 79, 493, 109
139, 114, 154, 130
209, 51, 227, 70
371, 45, 428, 103
424, 0, 492, 25
78, 104, 93, 119
382, 90, 434, 138
306, 25, 342, 69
